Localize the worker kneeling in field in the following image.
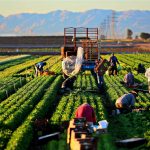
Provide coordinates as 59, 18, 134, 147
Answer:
123, 68, 142, 88
123, 68, 134, 87
35, 62, 46, 76
75, 103, 96, 125
115, 91, 138, 114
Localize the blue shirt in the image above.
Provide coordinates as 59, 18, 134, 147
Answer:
109, 56, 119, 66
36, 62, 45, 71
124, 72, 134, 85
116, 93, 135, 107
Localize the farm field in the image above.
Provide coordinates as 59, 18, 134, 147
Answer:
1, 46, 150, 54
0, 53, 150, 150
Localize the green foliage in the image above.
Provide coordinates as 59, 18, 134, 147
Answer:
0, 55, 50, 78
5, 76, 63, 150
0, 55, 33, 71
140, 32, 150, 40
0, 77, 26, 101
98, 134, 116, 150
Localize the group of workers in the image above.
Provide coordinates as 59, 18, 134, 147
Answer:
75, 88, 139, 125
34, 52, 150, 125
94, 53, 121, 90
74, 53, 150, 123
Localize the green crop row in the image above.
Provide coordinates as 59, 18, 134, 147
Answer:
104, 74, 150, 109
0, 55, 30, 64
73, 71, 98, 90
0, 77, 46, 113
103, 74, 150, 148
108, 112, 150, 148
50, 91, 106, 124
5, 75, 63, 150
0, 56, 50, 79
0, 129, 12, 149
4, 77, 54, 130
0, 77, 26, 102
45, 56, 61, 70
0, 76, 54, 130
49, 60, 62, 74
19, 56, 61, 77
0, 55, 33, 71
117, 54, 150, 70
124, 54, 150, 64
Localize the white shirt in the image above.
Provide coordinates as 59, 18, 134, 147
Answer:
145, 68, 150, 81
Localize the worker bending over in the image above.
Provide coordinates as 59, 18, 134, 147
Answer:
35, 62, 46, 76
75, 103, 96, 126
115, 91, 138, 114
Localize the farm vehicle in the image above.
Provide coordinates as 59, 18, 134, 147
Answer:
60, 27, 109, 92
61, 27, 100, 72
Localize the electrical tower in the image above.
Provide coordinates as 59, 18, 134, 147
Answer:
111, 10, 117, 39
106, 16, 110, 39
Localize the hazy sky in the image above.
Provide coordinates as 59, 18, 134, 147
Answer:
0, 0, 150, 16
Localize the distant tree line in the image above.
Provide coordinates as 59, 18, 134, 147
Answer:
126, 29, 150, 40
140, 32, 150, 40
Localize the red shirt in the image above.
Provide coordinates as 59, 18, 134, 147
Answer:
75, 103, 96, 123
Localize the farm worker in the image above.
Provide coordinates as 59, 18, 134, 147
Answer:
115, 91, 138, 114
145, 67, 150, 93
35, 61, 46, 76
61, 75, 76, 91
94, 58, 104, 89
109, 53, 120, 75
123, 68, 134, 86
137, 63, 145, 74
75, 103, 96, 125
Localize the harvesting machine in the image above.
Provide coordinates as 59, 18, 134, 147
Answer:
61, 27, 101, 71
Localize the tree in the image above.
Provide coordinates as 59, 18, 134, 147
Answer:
127, 29, 133, 39
140, 32, 150, 40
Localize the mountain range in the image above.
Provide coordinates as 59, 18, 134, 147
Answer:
0, 9, 150, 37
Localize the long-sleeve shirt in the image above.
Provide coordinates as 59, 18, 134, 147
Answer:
75, 103, 96, 123
109, 56, 119, 67
116, 93, 135, 107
